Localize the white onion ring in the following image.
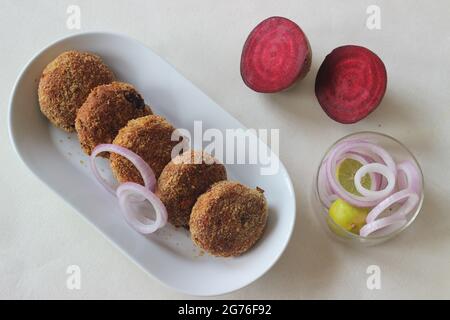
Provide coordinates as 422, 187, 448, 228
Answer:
90, 144, 156, 195
366, 189, 419, 223
397, 160, 422, 194
354, 163, 395, 200
360, 216, 407, 237
117, 182, 167, 234
326, 141, 397, 207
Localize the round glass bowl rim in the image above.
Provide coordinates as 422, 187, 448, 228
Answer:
315, 131, 424, 241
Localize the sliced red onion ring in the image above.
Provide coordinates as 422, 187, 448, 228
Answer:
344, 151, 383, 191
334, 141, 397, 172
350, 150, 388, 191
117, 182, 167, 234
90, 144, 156, 195
330, 139, 383, 162
338, 152, 380, 191
354, 163, 395, 200
366, 189, 419, 223
318, 160, 337, 208
397, 160, 422, 194
319, 138, 423, 238
326, 140, 397, 207
360, 215, 407, 237
319, 150, 381, 208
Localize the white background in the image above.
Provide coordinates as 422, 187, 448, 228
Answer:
1, 0, 449, 299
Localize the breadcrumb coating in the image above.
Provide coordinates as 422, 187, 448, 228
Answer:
110, 115, 179, 184
156, 150, 227, 227
38, 51, 115, 131
75, 82, 152, 155
190, 181, 268, 257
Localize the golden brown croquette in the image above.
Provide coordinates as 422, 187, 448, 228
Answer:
190, 181, 268, 257
110, 115, 179, 184
75, 82, 152, 155
156, 150, 227, 228
38, 51, 115, 131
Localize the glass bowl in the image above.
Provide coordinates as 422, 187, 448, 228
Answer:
312, 131, 424, 246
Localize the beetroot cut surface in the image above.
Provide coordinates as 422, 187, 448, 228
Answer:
315, 45, 387, 124
240, 16, 311, 93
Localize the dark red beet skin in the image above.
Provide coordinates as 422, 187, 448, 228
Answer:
240, 16, 311, 93
315, 45, 387, 124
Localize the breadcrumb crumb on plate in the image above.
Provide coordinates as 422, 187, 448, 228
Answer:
8, 32, 295, 296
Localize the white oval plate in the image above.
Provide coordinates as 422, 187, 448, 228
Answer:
8, 32, 296, 296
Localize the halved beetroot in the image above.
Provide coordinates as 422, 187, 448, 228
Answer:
240, 16, 311, 93
315, 45, 387, 124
